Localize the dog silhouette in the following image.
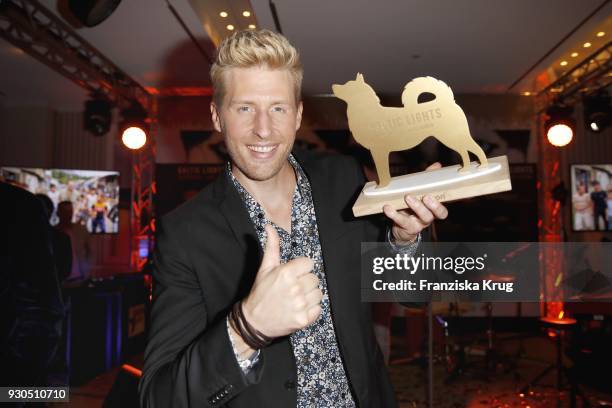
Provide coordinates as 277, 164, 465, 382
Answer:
333, 74, 488, 187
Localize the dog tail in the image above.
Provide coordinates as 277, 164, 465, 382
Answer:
402, 76, 454, 107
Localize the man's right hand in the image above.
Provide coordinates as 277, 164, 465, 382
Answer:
241, 224, 323, 339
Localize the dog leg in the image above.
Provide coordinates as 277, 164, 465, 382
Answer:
458, 150, 471, 172
468, 139, 489, 167
371, 149, 391, 188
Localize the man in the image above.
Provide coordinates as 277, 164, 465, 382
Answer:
590, 181, 607, 231
0, 182, 64, 388
607, 189, 612, 230
140, 29, 448, 407
572, 182, 593, 230
56, 201, 92, 280
90, 196, 108, 233
36, 194, 72, 282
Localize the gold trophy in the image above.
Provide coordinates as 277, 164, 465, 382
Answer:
332, 74, 512, 217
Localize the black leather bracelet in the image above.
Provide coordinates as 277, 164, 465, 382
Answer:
229, 301, 273, 349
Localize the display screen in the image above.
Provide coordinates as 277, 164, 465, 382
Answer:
1, 167, 120, 234
570, 164, 611, 232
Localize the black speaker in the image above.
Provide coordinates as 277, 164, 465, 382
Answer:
68, 0, 122, 27
84, 98, 112, 137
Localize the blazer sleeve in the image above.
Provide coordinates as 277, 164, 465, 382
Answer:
346, 155, 432, 308
139, 217, 260, 407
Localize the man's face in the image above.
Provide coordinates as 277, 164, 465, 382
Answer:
211, 66, 302, 183
594, 184, 601, 192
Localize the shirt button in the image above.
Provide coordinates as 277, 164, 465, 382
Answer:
284, 380, 295, 390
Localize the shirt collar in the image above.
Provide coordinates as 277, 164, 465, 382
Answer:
226, 153, 311, 200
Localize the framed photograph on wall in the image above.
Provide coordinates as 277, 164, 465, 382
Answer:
570, 164, 612, 232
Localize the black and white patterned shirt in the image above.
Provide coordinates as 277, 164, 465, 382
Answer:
227, 154, 356, 407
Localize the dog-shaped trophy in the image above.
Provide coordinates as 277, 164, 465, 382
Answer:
333, 73, 512, 217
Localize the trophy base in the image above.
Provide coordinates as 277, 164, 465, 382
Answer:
352, 155, 512, 217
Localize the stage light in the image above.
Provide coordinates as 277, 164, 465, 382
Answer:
84, 96, 112, 136
547, 124, 573, 146
583, 91, 610, 133
68, 0, 122, 27
119, 104, 148, 150
544, 105, 574, 147
122, 127, 146, 150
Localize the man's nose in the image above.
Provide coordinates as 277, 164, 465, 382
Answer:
254, 110, 272, 138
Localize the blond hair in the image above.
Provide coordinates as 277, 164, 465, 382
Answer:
210, 29, 303, 105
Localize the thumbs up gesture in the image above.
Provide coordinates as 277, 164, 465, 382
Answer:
241, 224, 323, 339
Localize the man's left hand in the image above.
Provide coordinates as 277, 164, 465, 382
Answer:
382, 162, 449, 245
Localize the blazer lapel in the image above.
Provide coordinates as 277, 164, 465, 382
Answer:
213, 171, 261, 256
294, 153, 347, 322
296, 153, 369, 404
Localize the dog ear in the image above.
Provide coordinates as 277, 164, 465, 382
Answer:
356, 73, 364, 82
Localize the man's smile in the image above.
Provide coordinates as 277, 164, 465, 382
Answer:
246, 144, 279, 158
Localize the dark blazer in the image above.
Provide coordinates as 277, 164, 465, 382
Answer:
139, 150, 398, 407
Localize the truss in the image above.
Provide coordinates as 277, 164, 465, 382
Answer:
131, 110, 157, 272
0, 0, 151, 111
1, 0, 156, 273
536, 41, 612, 112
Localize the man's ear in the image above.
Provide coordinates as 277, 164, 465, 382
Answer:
210, 102, 223, 133
295, 101, 303, 131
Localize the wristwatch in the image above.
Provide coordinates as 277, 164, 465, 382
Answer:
387, 227, 421, 255
238, 349, 261, 371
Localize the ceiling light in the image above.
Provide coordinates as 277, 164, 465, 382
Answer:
219, 11, 228, 17
522, 91, 531, 96
571, 52, 579, 58
248, 24, 256, 29
596, 31, 605, 37
560, 61, 568, 66
583, 42, 592, 48
242, 11, 251, 17
226, 24, 234, 31
545, 105, 575, 147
